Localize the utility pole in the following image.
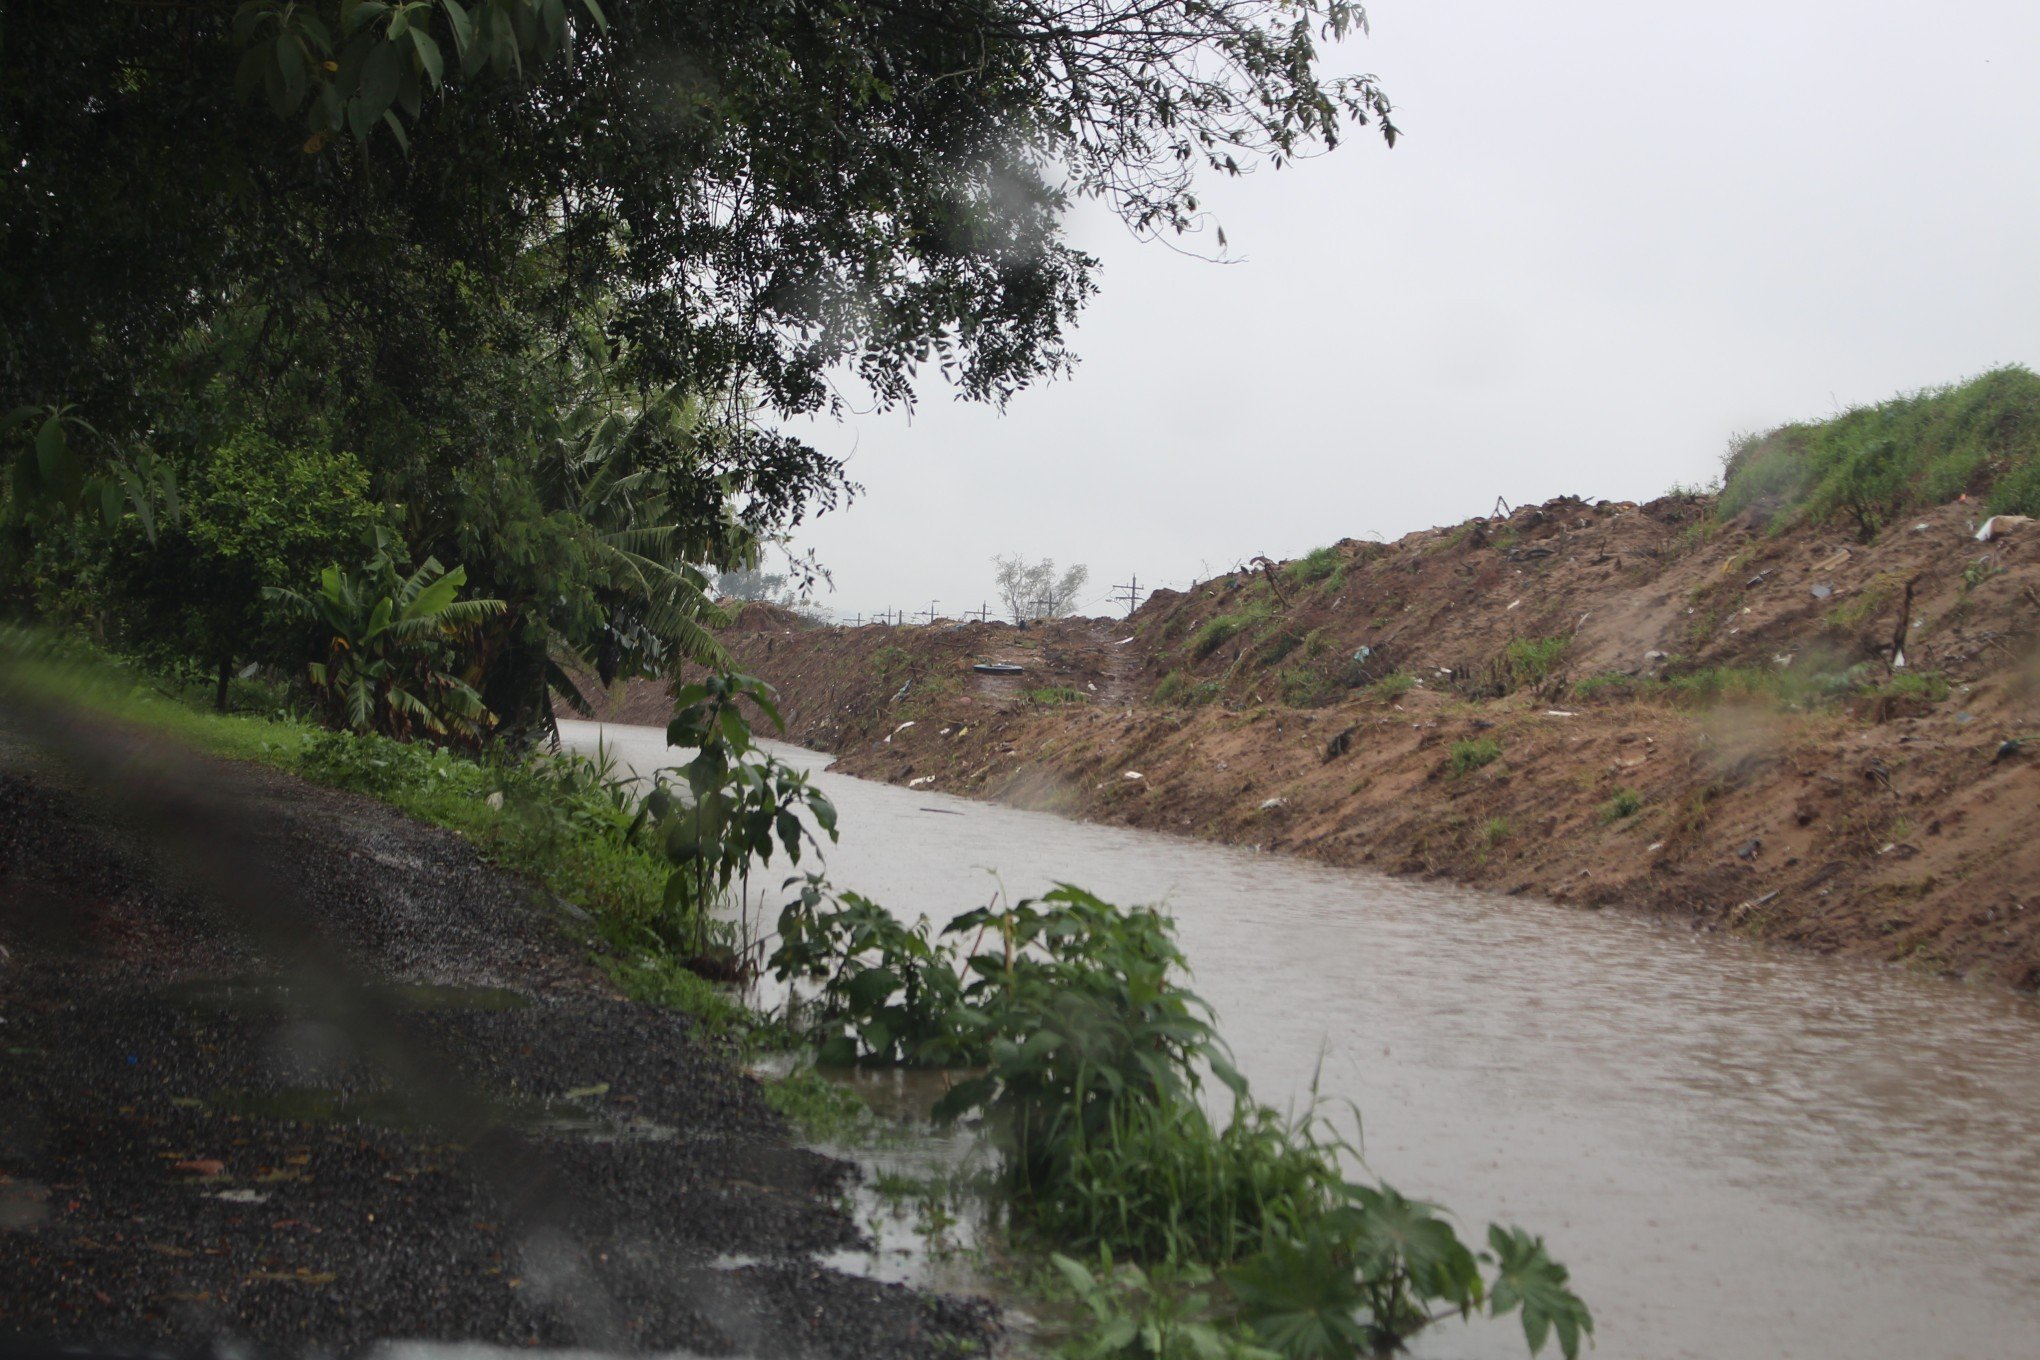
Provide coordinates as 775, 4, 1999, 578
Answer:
1111, 575, 1142, 618
1032, 595, 1052, 623
918, 601, 940, 626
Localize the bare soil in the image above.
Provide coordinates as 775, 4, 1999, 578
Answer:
610, 495, 2040, 991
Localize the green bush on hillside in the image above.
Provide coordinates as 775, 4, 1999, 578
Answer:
1718, 366, 2040, 537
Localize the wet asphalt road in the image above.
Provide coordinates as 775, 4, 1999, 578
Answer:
0, 745, 996, 1359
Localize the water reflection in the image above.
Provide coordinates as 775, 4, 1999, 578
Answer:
561, 720, 2040, 1360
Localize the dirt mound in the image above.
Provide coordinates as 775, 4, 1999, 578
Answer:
690, 492, 2040, 991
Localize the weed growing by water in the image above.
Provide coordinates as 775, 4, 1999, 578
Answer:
763, 1064, 873, 1141
767, 880, 1592, 1359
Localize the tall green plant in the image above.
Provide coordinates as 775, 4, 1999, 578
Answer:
266, 534, 504, 743
636, 671, 838, 959
767, 881, 1592, 1359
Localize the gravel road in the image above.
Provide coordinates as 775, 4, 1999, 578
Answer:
0, 740, 996, 1359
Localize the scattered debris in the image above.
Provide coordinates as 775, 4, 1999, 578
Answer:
1122, 771, 1144, 781
1258, 796, 1286, 811
1810, 583, 1833, 599
1975, 514, 2033, 542
907, 776, 936, 788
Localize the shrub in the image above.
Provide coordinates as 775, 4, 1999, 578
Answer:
1599, 788, 1643, 822
1446, 737, 1502, 778
1367, 670, 1416, 701
265, 535, 505, 745
1501, 636, 1569, 692
769, 881, 1593, 1359
1717, 366, 2040, 532
1283, 546, 1342, 586
1189, 604, 1272, 661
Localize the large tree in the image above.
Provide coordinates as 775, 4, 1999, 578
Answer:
1, 0, 1394, 725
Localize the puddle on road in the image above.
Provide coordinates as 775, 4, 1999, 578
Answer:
744, 1055, 1046, 1346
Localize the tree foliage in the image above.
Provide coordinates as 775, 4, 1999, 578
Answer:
995, 553, 1091, 621
266, 534, 506, 743
2, 0, 1394, 727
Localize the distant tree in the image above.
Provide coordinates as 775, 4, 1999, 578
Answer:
714, 567, 792, 604
993, 555, 1089, 623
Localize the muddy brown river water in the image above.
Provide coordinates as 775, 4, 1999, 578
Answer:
560, 721, 2040, 1360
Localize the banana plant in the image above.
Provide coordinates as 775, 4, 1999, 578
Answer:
267, 534, 505, 743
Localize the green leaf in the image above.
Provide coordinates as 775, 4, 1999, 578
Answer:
33, 416, 65, 484
412, 27, 444, 85
844, 967, 900, 1012
358, 39, 403, 122
577, 0, 608, 31
1487, 1225, 1593, 1360
440, 0, 475, 56
276, 34, 307, 109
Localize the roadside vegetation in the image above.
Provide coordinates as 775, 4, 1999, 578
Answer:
2, 628, 1590, 1360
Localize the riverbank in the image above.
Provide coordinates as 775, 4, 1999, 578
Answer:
626, 489, 2040, 991
0, 725, 995, 1356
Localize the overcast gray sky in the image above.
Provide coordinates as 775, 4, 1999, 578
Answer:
784, 0, 2040, 622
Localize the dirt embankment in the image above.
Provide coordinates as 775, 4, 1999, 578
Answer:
684, 495, 2040, 991
0, 734, 993, 1357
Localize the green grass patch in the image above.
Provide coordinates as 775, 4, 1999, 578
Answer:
1599, 788, 1644, 823
1277, 665, 1341, 708
1027, 685, 1087, 707
1187, 603, 1273, 661
1367, 670, 1416, 702
762, 1064, 873, 1141
1501, 635, 1569, 691
1718, 365, 2040, 535
1153, 670, 1222, 706
1865, 670, 1951, 703
1283, 545, 1343, 587
1446, 737, 1502, 778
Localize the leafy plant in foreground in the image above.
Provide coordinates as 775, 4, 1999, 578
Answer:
266, 535, 504, 744
769, 876, 1591, 1359
636, 671, 838, 962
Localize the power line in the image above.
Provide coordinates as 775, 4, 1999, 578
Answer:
1111, 574, 1142, 618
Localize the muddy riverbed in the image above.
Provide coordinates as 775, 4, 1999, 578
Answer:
565, 719, 2040, 1360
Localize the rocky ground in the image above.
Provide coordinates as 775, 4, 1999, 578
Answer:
0, 730, 995, 1358
593, 495, 2040, 992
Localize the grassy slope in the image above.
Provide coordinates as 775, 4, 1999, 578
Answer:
0, 642, 754, 1033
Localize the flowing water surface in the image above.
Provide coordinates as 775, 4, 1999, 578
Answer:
560, 720, 2040, 1360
